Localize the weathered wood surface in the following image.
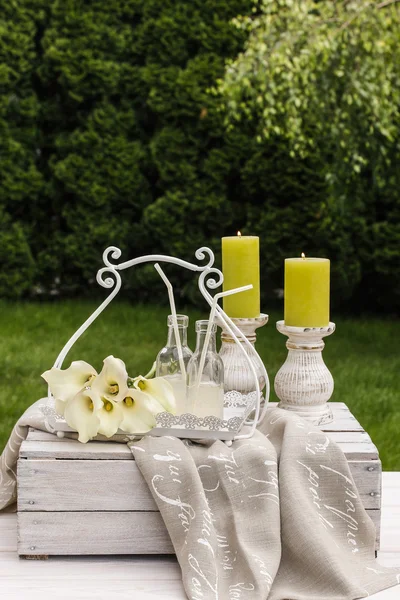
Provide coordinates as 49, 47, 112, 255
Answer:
19, 439, 131, 460
17, 457, 381, 512
18, 512, 175, 555
18, 459, 158, 512
20, 435, 378, 461
1, 472, 399, 600
19, 427, 379, 462
16, 508, 381, 555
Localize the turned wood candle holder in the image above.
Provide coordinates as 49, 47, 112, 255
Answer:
274, 320, 336, 425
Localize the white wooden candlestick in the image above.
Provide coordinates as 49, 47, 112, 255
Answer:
274, 320, 336, 425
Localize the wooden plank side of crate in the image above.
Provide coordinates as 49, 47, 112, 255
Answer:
17, 509, 380, 556
331, 442, 378, 461
348, 460, 381, 510
325, 431, 373, 444
17, 459, 158, 512
17, 457, 381, 512
18, 511, 175, 556
20, 431, 378, 461
20, 439, 132, 460
25, 430, 129, 443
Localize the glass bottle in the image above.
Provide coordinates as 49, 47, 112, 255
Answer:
156, 314, 193, 415
187, 320, 224, 419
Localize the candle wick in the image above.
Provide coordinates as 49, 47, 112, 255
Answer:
301, 252, 306, 260
237, 231, 242, 238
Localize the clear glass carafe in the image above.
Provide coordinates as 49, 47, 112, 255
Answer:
187, 320, 224, 419
156, 314, 193, 415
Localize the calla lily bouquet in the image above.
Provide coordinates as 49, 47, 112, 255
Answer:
42, 356, 176, 443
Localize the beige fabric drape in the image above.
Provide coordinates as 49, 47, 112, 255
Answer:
130, 407, 400, 600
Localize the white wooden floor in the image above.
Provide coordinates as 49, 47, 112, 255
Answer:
1, 473, 399, 600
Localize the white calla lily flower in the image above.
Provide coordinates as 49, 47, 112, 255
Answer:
43, 356, 177, 442
91, 355, 129, 403
64, 389, 102, 444
42, 361, 97, 404
131, 376, 176, 414
120, 390, 166, 434
95, 395, 124, 438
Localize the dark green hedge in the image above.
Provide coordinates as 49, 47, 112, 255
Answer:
0, 0, 399, 313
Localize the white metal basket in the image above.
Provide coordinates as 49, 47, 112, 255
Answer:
44, 246, 270, 440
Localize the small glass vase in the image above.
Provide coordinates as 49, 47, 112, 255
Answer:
186, 320, 224, 419
156, 314, 193, 414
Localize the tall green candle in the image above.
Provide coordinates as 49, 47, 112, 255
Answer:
284, 254, 330, 327
222, 233, 260, 318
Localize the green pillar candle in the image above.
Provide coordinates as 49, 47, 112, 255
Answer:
222, 233, 260, 318
284, 254, 330, 327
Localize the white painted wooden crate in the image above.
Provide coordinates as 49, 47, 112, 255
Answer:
17, 402, 382, 557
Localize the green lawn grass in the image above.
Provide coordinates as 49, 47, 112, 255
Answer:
0, 300, 399, 469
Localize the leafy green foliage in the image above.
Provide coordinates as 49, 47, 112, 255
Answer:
0, 212, 36, 297
0, 0, 45, 298
0, 0, 398, 312
218, 0, 400, 311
